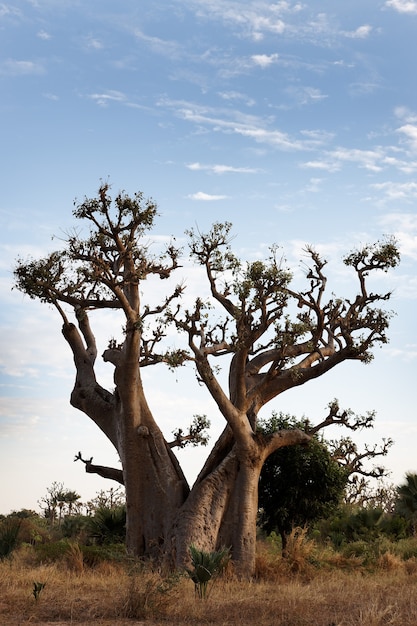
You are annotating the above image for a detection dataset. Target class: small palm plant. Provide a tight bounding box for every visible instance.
[186,544,230,599]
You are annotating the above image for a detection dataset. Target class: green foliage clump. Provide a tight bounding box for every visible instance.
[395,472,417,534]
[186,545,230,599]
[34,539,73,563]
[0,518,21,559]
[87,506,126,545]
[258,412,348,549]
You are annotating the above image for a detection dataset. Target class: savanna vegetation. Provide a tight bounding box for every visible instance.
[2,470,417,625]
[3,504,417,625]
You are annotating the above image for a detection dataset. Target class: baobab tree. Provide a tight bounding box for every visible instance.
[14,184,400,576]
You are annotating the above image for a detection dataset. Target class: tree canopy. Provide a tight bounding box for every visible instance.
[257,410,393,551]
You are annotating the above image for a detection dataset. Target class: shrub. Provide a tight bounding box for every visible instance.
[33,539,71,563]
[0,518,21,559]
[186,545,230,599]
[87,506,126,545]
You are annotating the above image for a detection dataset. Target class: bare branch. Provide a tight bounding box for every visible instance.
[74,451,124,485]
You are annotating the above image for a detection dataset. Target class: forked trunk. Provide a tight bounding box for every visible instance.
[170,450,238,567]
[170,443,263,579]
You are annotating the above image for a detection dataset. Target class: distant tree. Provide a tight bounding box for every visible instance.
[330,435,393,506]
[38,482,80,526]
[14,184,400,576]
[8,509,39,519]
[86,486,126,513]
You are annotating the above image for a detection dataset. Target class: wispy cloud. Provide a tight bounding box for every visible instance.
[0,59,45,76]
[187,191,228,200]
[88,90,127,107]
[330,147,386,172]
[186,0,293,40]
[187,162,259,174]
[379,212,417,260]
[385,0,417,14]
[87,89,150,112]
[394,106,417,152]
[134,29,182,58]
[84,35,104,50]
[159,98,330,151]
[302,159,340,173]
[218,91,256,106]
[37,29,51,40]
[397,124,417,151]
[303,146,387,173]
[372,181,417,200]
[181,1,365,46]
[285,85,328,106]
[0,4,21,18]
[42,92,59,101]
[343,24,373,39]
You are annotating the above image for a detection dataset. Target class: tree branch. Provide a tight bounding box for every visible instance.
[74,452,124,485]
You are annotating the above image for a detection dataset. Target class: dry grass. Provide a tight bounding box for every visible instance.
[2,541,417,626]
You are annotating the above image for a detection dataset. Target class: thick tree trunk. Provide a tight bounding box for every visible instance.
[170,444,263,579]
[170,449,238,568]
[230,462,261,577]
[123,430,188,558]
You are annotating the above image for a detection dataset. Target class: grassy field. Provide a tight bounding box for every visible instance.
[2,536,417,625]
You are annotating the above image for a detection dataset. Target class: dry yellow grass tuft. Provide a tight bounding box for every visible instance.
[2,542,417,625]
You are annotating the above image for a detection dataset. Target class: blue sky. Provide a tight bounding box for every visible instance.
[1,0,416,514]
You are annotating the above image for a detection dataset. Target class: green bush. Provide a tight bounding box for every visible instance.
[87,506,126,545]
[394,538,417,560]
[61,515,90,539]
[34,539,71,563]
[81,543,126,567]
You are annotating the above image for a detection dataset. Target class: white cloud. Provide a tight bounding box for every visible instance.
[397,123,417,151]
[89,90,127,107]
[85,36,103,50]
[251,53,279,68]
[394,106,417,122]
[37,29,51,40]
[343,24,372,39]
[0,4,21,18]
[372,181,417,200]
[379,212,417,260]
[218,91,255,106]
[285,85,328,106]
[0,59,44,76]
[160,98,323,151]
[182,0,305,40]
[301,159,341,172]
[328,147,385,172]
[235,126,306,149]
[134,29,182,58]
[385,0,417,14]
[187,162,259,174]
[43,92,59,101]
[305,177,323,193]
[187,191,228,200]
